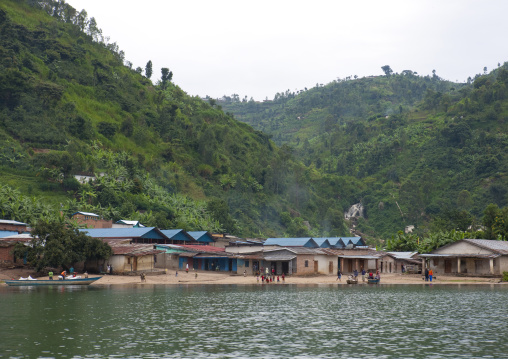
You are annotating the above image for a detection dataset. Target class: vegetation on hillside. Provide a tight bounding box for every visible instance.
[0,0,348,238]
[222,64,508,240]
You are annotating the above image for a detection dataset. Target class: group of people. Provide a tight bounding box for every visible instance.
[49,267,88,280]
[257,273,285,283]
[424,268,434,282]
[337,267,380,282]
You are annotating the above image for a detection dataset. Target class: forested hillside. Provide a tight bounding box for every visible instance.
[0,0,350,238]
[222,65,508,240]
[3,0,508,245]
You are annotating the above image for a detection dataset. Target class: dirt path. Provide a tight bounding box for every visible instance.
[2,268,502,286]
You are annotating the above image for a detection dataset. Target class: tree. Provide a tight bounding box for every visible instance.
[145,60,153,79]
[207,198,237,234]
[381,65,393,77]
[13,220,112,272]
[482,203,500,239]
[160,67,173,89]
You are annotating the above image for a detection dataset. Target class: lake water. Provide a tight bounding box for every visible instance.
[0,283,507,358]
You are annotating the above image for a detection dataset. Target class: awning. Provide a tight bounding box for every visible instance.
[419,253,500,259]
[337,255,381,259]
[194,254,231,259]
[263,255,297,261]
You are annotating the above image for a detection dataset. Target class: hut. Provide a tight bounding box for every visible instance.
[419,239,508,276]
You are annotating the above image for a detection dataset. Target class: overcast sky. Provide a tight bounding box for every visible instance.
[65,0,508,100]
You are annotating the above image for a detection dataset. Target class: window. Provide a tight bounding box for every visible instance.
[245,260,250,268]
[433,259,439,266]
[305,260,309,267]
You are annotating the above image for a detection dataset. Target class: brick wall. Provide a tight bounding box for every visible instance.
[0,224,27,232]
[295,254,315,275]
[0,245,15,265]
[72,214,112,228]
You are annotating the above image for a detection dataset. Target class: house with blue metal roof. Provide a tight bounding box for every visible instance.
[80,227,168,244]
[341,237,367,248]
[160,229,196,244]
[264,238,319,248]
[323,238,347,249]
[312,238,332,248]
[187,231,215,244]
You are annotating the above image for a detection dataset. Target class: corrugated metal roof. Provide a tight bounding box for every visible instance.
[116,220,145,227]
[160,229,184,238]
[72,211,99,217]
[463,239,508,254]
[80,227,163,239]
[0,219,28,226]
[264,238,318,247]
[187,231,214,242]
[338,255,381,259]
[178,244,225,252]
[387,251,418,259]
[194,254,231,258]
[109,243,164,257]
[420,253,500,259]
[312,238,331,248]
[264,254,297,261]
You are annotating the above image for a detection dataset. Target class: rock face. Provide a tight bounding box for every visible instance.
[344,203,364,220]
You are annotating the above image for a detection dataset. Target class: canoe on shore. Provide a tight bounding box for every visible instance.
[4,276,102,286]
[346,278,358,284]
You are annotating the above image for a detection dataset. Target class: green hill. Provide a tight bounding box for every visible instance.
[0,0,350,239]
[222,66,508,239]
[3,0,508,244]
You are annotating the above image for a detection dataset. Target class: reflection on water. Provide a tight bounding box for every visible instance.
[0,284,507,358]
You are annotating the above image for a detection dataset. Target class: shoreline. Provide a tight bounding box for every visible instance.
[1,268,504,286]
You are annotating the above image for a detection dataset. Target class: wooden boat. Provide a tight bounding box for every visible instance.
[4,276,102,286]
[367,278,380,284]
[346,278,358,284]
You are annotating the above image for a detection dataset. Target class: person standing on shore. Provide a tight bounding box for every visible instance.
[361,267,366,282]
[186,263,189,273]
[282,273,285,283]
[425,268,429,281]
[429,268,433,282]
[48,271,53,280]
[336,269,342,281]
[353,269,358,279]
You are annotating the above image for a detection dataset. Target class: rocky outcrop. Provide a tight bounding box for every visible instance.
[344,203,364,220]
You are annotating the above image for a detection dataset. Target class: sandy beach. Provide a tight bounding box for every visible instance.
[1,268,503,286]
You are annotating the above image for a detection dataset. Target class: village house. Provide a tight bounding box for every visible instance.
[72,212,113,229]
[155,244,235,272]
[337,248,385,273]
[263,237,319,249]
[187,231,216,245]
[112,220,145,228]
[419,239,508,276]
[101,242,164,274]
[159,229,198,245]
[0,233,32,266]
[0,219,29,233]
[80,227,169,244]
[386,252,421,273]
